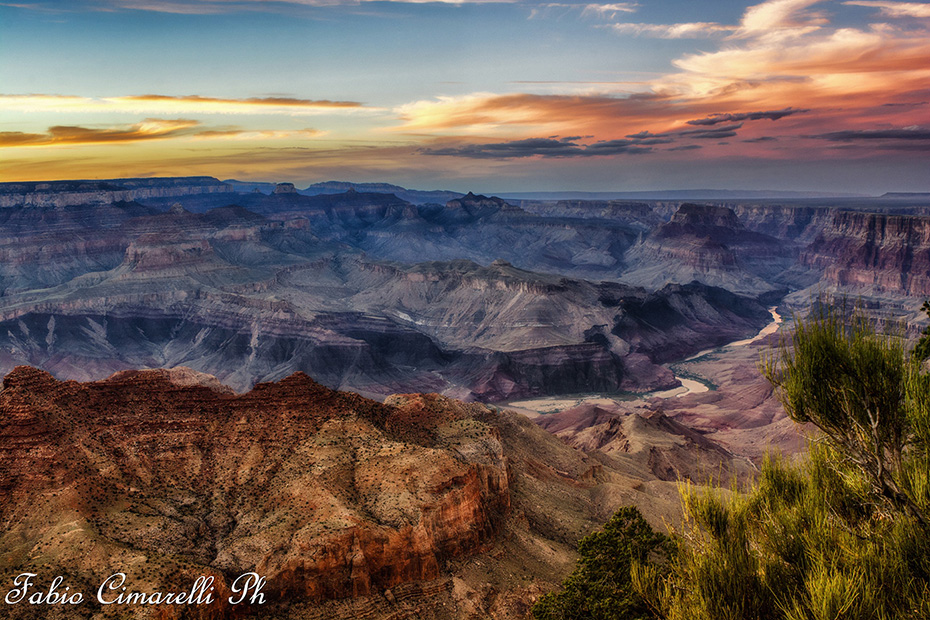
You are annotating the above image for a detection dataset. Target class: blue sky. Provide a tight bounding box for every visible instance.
[1,0,929,193]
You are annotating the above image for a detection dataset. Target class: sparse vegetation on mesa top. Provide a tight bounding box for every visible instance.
[537,304,930,620]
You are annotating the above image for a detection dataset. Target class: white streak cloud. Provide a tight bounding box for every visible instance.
[844,1,930,18]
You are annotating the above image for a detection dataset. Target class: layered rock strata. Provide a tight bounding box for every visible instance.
[0,367,509,618]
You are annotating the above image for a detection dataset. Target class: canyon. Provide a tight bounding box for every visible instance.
[0,365,750,620]
[0,181,780,399]
[2,176,930,618]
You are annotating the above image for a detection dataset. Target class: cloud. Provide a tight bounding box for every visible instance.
[529,2,638,20]
[0,132,47,147]
[390,0,930,169]
[686,107,809,125]
[420,136,653,158]
[813,127,930,140]
[193,128,324,140]
[607,22,736,38]
[393,92,681,139]
[624,123,745,140]
[0,94,368,116]
[664,9,930,106]
[11,0,520,13]
[680,123,744,139]
[580,3,639,18]
[422,137,585,158]
[809,126,930,150]
[736,0,829,38]
[0,119,323,148]
[583,139,653,155]
[393,91,789,149]
[8,0,930,180]
[604,0,829,40]
[123,94,361,109]
[0,119,201,147]
[843,1,930,18]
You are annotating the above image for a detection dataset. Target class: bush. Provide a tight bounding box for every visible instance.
[538,307,930,619]
[632,305,930,619]
[638,449,930,620]
[532,506,672,620]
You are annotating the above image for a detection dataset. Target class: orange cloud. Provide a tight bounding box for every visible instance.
[0,119,200,147]
[0,119,324,148]
[392,0,930,154]
[193,128,324,140]
[0,94,371,116]
[393,92,681,139]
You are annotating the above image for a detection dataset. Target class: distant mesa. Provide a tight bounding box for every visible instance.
[621,203,794,296]
[445,191,521,215]
[880,192,930,201]
[273,182,297,194]
[0,176,233,209]
[667,203,741,230]
[223,179,464,205]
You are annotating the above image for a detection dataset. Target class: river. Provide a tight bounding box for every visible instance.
[657,306,783,398]
[505,306,784,415]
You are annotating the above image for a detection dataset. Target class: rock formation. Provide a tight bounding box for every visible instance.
[0,177,233,209]
[621,204,795,296]
[800,210,930,297]
[0,198,772,398]
[0,366,751,619]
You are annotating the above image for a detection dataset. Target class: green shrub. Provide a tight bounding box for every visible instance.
[634,305,930,619]
[532,506,672,620]
[544,306,930,619]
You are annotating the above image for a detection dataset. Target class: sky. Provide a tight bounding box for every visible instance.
[0,0,928,193]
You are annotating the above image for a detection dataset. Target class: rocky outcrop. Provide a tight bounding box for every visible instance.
[800,210,930,297]
[0,365,757,619]
[273,182,298,194]
[300,181,463,205]
[0,177,233,208]
[607,282,773,363]
[445,192,520,215]
[622,204,795,296]
[535,402,753,484]
[0,368,510,618]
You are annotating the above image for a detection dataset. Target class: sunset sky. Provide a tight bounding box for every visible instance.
[1,0,928,193]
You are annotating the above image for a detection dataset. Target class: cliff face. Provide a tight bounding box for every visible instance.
[0,367,510,618]
[731,204,835,244]
[0,366,757,619]
[0,200,771,398]
[0,177,233,208]
[622,204,795,296]
[800,211,930,297]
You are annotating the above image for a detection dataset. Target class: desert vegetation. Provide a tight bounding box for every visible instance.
[535,305,930,620]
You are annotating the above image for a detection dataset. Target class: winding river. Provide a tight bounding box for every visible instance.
[656,306,783,398]
[506,306,784,415]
